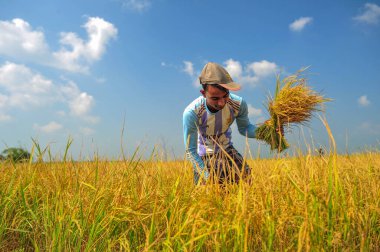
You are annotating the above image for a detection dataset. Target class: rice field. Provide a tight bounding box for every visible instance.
[0,146,379,251]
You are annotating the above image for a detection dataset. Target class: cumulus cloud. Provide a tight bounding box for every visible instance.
[224,59,278,87]
[0,113,12,122]
[182,59,279,88]
[56,110,66,117]
[53,17,118,72]
[353,3,380,24]
[121,0,151,11]
[247,103,266,124]
[0,62,52,93]
[358,95,370,106]
[59,81,95,116]
[0,62,54,109]
[83,115,100,124]
[34,121,63,133]
[289,17,313,32]
[0,17,117,73]
[0,62,97,119]
[181,61,201,87]
[183,61,195,76]
[0,19,49,60]
[224,59,243,79]
[247,60,278,77]
[80,127,95,135]
[247,104,262,117]
[70,93,94,116]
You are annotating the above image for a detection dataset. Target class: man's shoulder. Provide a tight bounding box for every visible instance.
[227,93,243,109]
[229,93,243,103]
[184,96,205,113]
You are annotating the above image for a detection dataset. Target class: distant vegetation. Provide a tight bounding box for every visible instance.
[0,147,31,163]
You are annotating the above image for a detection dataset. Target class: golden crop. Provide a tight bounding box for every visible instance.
[0,149,379,251]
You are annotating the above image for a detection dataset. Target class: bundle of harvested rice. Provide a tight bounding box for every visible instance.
[255,68,330,152]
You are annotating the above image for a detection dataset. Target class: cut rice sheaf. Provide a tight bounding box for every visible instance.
[255,67,331,152]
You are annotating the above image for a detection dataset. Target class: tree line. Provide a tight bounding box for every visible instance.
[0,147,31,163]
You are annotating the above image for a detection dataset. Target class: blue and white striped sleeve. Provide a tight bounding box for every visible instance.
[236,99,256,138]
[183,109,209,179]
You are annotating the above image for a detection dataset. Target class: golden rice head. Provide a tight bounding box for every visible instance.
[269,83,326,124]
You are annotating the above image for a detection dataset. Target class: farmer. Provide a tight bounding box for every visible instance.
[183,62,257,185]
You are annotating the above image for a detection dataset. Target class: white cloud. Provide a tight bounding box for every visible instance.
[247,104,266,124]
[353,3,380,24]
[34,121,63,133]
[0,17,117,73]
[56,110,66,117]
[247,60,278,77]
[289,17,313,32]
[53,17,118,72]
[183,61,195,76]
[83,115,100,124]
[70,93,94,116]
[183,59,279,88]
[0,62,55,109]
[192,77,200,88]
[0,18,49,60]
[80,127,95,135]
[0,62,52,93]
[0,62,96,118]
[60,81,95,116]
[247,104,262,117]
[224,59,243,80]
[0,113,12,122]
[224,59,278,87]
[95,77,106,83]
[358,95,370,106]
[181,60,201,87]
[121,0,151,11]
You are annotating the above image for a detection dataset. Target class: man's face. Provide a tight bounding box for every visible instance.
[201,85,230,112]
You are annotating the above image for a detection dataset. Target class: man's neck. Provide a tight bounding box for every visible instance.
[206,104,219,113]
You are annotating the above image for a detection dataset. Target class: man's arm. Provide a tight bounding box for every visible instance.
[183,109,209,180]
[236,99,256,138]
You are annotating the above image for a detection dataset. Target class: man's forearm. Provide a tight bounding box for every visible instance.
[185,148,209,179]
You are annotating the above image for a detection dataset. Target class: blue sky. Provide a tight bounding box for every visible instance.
[1,0,379,159]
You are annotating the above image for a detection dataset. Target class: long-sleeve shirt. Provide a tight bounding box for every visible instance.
[183,93,256,179]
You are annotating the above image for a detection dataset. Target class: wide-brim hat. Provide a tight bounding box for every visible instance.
[199,62,241,91]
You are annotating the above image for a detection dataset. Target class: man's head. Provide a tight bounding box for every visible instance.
[199,62,241,112]
[200,84,230,112]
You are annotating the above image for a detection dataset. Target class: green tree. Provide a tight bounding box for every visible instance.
[1,147,31,163]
